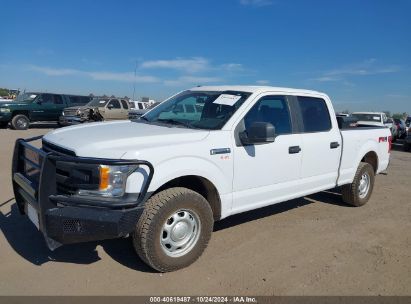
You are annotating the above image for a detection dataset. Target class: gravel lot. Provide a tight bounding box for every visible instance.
[0,126,410,295]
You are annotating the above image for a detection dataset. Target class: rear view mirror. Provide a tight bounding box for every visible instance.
[240,122,275,145]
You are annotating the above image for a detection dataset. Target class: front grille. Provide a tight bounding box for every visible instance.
[42,140,84,196]
[63,109,79,116]
[63,219,83,233]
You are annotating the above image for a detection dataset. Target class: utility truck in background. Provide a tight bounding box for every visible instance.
[12,86,391,272]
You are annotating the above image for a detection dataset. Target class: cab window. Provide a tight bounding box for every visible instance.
[108,99,121,109]
[244,95,292,135]
[121,100,129,109]
[297,96,331,132]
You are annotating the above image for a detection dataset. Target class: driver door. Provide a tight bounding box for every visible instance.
[105,99,122,120]
[232,95,302,213]
[30,94,60,121]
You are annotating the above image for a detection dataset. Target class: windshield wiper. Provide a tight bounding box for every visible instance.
[156,119,195,129]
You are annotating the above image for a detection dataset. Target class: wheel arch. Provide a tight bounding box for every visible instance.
[12,110,30,118]
[361,150,379,173]
[153,175,222,221]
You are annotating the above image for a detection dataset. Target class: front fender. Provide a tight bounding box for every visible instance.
[125,156,232,196]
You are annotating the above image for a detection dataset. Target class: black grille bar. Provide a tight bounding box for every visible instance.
[12,135,155,215]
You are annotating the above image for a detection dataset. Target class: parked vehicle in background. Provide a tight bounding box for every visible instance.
[352,112,390,128]
[404,132,411,152]
[405,117,411,133]
[59,97,130,126]
[12,86,392,272]
[129,102,160,120]
[392,118,406,141]
[0,92,91,130]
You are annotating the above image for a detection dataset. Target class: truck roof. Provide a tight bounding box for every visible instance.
[189,85,326,96]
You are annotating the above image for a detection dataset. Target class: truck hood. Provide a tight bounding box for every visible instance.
[43,120,210,158]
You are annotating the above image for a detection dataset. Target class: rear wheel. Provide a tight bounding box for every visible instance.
[11,114,30,130]
[341,162,375,207]
[132,187,214,272]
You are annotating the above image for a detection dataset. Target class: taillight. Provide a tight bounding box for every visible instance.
[388,136,392,153]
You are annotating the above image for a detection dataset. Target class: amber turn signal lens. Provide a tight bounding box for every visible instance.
[99,165,110,190]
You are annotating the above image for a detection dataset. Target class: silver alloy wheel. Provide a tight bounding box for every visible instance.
[160,209,201,257]
[16,117,28,129]
[358,172,370,198]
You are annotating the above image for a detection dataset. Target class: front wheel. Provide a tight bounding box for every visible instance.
[132,187,214,272]
[11,114,30,130]
[341,162,375,207]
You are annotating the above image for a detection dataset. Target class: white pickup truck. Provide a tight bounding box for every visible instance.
[12,86,391,272]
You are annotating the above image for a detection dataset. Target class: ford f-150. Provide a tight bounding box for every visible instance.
[12,86,392,272]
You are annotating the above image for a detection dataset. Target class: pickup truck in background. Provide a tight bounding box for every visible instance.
[0,92,91,129]
[12,86,391,272]
[59,97,130,126]
[352,112,394,134]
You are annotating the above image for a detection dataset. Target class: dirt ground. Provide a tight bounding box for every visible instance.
[0,126,410,296]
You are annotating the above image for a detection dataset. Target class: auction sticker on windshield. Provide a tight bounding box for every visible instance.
[213,94,241,106]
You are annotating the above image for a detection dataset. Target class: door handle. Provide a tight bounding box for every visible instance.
[289,146,301,154]
[330,142,340,149]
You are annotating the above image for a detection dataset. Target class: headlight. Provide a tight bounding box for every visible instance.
[78,165,137,197]
[0,108,10,113]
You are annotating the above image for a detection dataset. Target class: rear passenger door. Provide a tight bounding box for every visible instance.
[295,96,341,191]
[120,99,129,119]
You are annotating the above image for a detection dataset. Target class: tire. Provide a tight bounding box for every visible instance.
[132,187,214,272]
[11,114,30,130]
[341,162,375,207]
[404,142,411,152]
[0,121,8,128]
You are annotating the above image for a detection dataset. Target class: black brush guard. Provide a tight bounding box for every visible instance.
[12,135,154,250]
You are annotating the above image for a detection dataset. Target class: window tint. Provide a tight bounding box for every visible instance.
[244,95,292,135]
[40,94,53,104]
[80,96,91,104]
[297,96,331,132]
[108,99,121,109]
[121,100,129,109]
[52,95,63,104]
[68,96,90,104]
[137,103,143,109]
[185,104,195,113]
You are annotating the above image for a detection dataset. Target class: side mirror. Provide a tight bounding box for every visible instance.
[240,122,275,145]
[107,104,114,110]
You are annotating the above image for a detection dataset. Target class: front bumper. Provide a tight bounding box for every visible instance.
[12,136,154,249]
[0,112,12,122]
[59,115,86,126]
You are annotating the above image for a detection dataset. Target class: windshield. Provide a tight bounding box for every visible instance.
[15,93,38,102]
[87,98,109,107]
[352,113,382,122]
[142,90,251,130]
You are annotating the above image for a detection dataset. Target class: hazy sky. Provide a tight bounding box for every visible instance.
[1,0,410,113]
